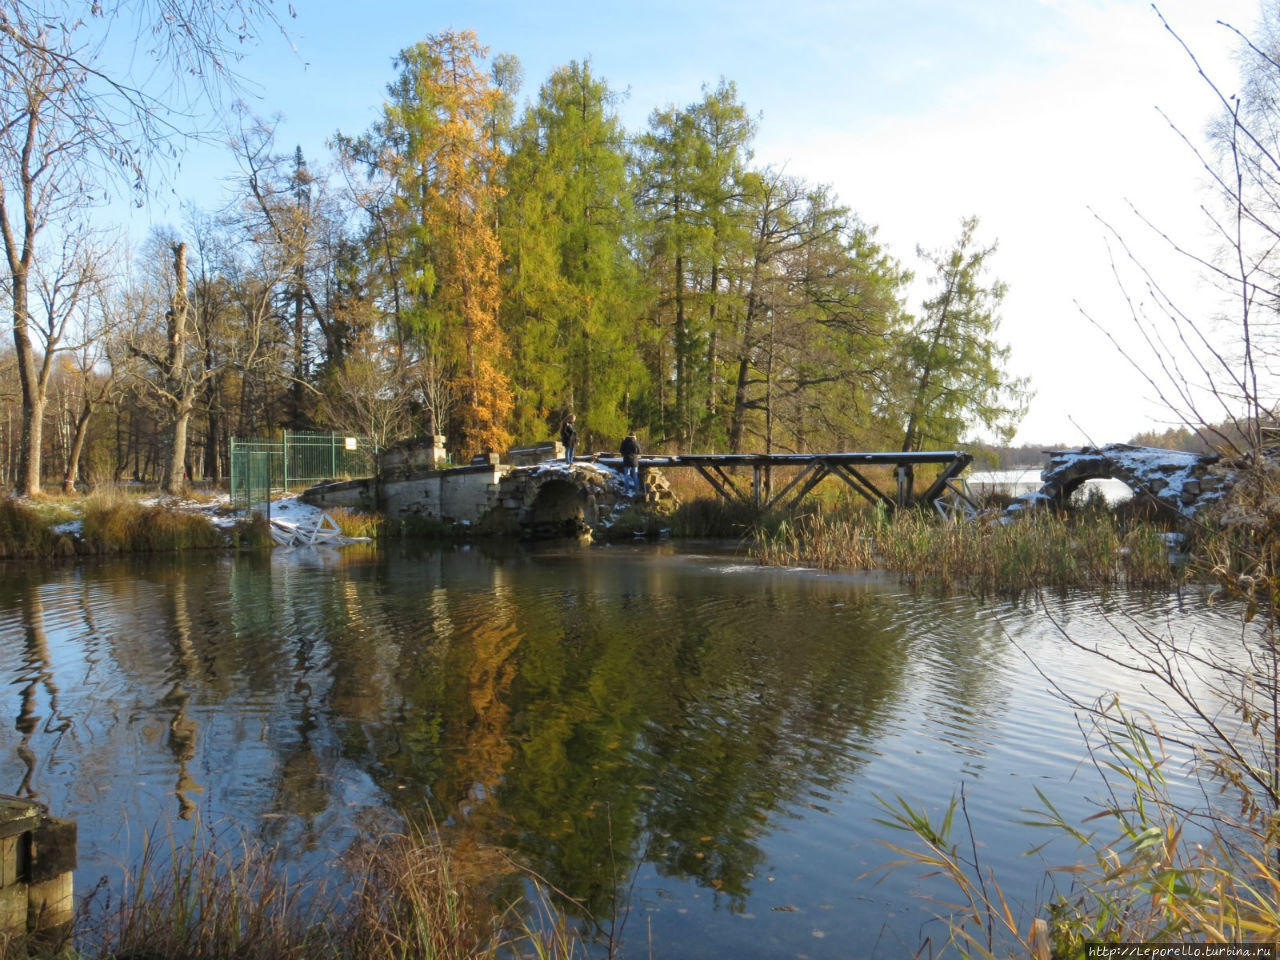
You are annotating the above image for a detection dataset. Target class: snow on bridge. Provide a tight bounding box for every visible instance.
[1007,443,1232,518]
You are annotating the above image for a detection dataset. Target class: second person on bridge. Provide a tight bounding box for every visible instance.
[620,431,641,497]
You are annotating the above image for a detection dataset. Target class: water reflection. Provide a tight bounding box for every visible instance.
[0,544,1241,958]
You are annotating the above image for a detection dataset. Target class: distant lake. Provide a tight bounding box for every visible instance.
[0,543,1237,957]
[967,467,1133,503]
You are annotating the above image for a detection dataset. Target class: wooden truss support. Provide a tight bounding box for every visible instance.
[760,461,823,511]
[917,455,976,508]
[598,450,977,516]
[933,478,980,522]
[690,463,752,505]
[826,464,898,510]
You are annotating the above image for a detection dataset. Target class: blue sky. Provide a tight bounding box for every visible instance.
[137,0,1261,447]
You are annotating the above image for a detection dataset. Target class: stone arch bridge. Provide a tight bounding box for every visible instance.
[302,439,982,536]
[1005,443,1232,518]
[300,437,1235,537]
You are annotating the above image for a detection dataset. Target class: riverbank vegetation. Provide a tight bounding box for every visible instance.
[750,499,1181,594]
[79,491,225,554]
[0,498,68,559]
[0,488,268,558]
[2,825,580,960]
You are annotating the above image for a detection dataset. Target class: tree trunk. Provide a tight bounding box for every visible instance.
[12,274,44,496]
[163,243,191,496]
[728,277,762,452]
[62,401,94,494]
[707,262,719,422]
[291,279,305,426]
[165,402,192,495]
[206,406,222,483]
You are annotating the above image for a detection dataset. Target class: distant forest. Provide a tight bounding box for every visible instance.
[0,21,1032,495]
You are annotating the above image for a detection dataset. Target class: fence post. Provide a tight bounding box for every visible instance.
[229,438,238,512]
[331,433,337,480]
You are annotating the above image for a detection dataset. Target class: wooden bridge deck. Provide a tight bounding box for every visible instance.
[592,450,975,513]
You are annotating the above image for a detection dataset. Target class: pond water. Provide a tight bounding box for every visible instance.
[0,542,1245,957]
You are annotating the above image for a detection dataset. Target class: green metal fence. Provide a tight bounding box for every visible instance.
[229,430,378,513]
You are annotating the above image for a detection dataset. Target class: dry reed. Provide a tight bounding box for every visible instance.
[80,490,223,553]
[3,823,584,960]
[751,506,1181,594]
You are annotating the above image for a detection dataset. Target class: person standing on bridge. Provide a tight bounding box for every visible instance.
[620,430,641,497]
[560,414,577,464]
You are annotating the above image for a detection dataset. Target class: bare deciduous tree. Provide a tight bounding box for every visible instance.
[1082,8,1280,456]
[0,1,283,494]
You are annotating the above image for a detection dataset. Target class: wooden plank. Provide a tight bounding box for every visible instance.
[0,835,18,887]
[596,450,973,470]
[0,883,25,936]
[0,798,39,841]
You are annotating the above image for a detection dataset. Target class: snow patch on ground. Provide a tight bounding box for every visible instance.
[42,492,364,549]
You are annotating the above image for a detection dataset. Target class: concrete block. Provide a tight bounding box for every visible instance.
[30,818,75,882]
[28,873,73,930]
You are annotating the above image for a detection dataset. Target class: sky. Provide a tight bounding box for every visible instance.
[137,0,1264,448]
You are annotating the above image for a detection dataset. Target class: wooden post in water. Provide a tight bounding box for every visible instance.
[0,795,76,937]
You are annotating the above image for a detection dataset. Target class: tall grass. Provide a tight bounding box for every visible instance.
[5,824,582,960]
[82,828,321,960]
[875,703,1280,956]
[328,506,384,540]
[341,830,495,960]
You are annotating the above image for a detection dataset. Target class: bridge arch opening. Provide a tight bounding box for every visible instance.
[521,477,597,539]
[1056,475,1134,506]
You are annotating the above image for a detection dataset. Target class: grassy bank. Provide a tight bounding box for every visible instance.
[0,498,74,559]
[80,493,227,554]
[0,491,250,559]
